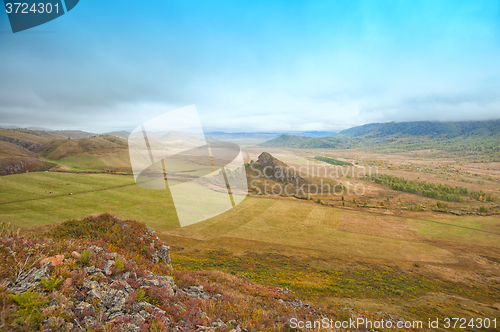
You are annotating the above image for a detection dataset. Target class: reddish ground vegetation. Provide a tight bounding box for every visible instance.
[1,215,358,331]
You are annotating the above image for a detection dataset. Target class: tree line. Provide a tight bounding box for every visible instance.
[365,174,495,202]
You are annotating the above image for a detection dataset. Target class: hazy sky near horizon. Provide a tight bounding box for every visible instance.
[1,0,499,133]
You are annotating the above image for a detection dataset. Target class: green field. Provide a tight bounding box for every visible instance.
[0,172,179,230]
[2,172,500,262]
[407,215,500,248]
[166,198,456,263]
[314,156,353,166]
[3,173,498,264]
[47,155,107,171]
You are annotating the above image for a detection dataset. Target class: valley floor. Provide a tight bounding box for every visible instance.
[1,146,500,330]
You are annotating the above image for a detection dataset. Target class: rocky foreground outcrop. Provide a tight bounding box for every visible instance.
[4,245,176,331]
[0,214,404,332]
[0,215,315,331]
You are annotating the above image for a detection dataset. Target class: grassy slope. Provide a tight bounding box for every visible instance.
[2,172,500,325]
[167,198,456,263]
[40,136,128,160]
[0,132,58,175]
[0,141,32,157]
[47,155,108,171]
[0,130,132,175]
[0,173,179,230]
[0,129,56,145]
[407,215,500,248]
[4,172,497,265]
[42,136,131,171]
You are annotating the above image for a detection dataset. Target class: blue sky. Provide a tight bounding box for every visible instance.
[1,0,499,132]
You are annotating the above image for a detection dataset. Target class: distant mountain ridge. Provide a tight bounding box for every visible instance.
[260,134,345,149]
[338,120,500,138]
[206,131,337,142]
[259,134,310,148]
[259,119,500,149]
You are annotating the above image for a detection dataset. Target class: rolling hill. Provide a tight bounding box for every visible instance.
[0,129,132,174]
[259,120,500,160]
[0,129,59,175]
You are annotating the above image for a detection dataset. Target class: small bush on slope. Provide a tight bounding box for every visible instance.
[49,214,170,267]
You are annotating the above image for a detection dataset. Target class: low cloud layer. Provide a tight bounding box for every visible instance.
[1,1,499,132]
